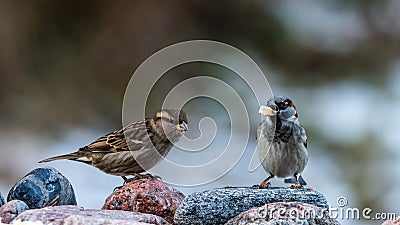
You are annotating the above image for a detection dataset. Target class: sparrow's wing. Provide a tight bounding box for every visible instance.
[257,121,274,143]
[84,119,150,153]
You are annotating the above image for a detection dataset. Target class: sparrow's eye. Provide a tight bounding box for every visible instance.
[276,102,287,110]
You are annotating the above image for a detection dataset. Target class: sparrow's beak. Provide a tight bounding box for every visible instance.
[177,121,188,132]
[259,105,277,116]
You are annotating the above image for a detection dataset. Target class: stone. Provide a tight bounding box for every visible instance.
[174,187,328,225]
[0,200,29,224]
[225,202,339,225]
[0,193,5,207]
[7,167,76,209]
[62,215,155,225]
[14,205,170,225]
[382,217,400,225]
[3,219,44,225]
[102,177,185,224]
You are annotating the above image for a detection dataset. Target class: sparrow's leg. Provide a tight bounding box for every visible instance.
[114,174,140,191]
[130,173,161,181]
[284,175,307,185]
[254,174,274,189]
[113,177,130,192]
[121,173,161,185]
[121,174,139,184]
[290,173,303,189]
[139,173,161,180]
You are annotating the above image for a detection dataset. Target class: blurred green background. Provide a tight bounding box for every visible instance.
[1,1,399,224]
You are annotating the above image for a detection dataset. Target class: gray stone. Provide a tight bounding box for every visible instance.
[174,187,328,225]
[0,200,29,224]
[7,167,76,209]
[14,205,170,225]
[225,202,339,225]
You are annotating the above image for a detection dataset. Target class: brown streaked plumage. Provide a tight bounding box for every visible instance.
[40,109,188,180]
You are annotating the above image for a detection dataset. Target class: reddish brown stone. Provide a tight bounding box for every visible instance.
[102,177,185,224]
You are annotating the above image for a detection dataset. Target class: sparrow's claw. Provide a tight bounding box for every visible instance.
[290,174,304,189]
[114,173,162,192]
[113,185,122,192]
[137,173,161,180]
[122,173,161,185]
[255,181,271,189]
[253,175,274,189]
[290,184,304,189]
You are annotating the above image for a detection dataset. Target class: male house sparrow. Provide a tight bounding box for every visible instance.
[40,109,188,181]
[257,96,308,188]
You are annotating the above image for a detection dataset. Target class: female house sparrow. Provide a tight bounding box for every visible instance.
[257,96,308,188]
[40,109,188,181]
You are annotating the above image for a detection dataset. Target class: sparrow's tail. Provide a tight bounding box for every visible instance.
[284,175,307,186]
[39,153,80,163]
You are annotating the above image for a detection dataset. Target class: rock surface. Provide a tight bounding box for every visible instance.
[0,193,4,207]
[2,220,44,225]
[102,177,185,224]
[225,202,339,225]
[174,187,328,225]
[382,217,400,225]
[14,205,170,225]
[0,200,29,224]
[7,167,76,209]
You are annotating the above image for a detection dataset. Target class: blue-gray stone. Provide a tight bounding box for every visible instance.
[0,192,5,207]
[174,187,328,225]
[7,167,77,209]
[225,202,339,225]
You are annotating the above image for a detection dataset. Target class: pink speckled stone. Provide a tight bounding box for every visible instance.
[0,200,29,223]
[102,177,185,224]
[14,205,169,225]
[382,217,400,225]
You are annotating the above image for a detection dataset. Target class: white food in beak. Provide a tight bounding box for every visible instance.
[259,105,277,116]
